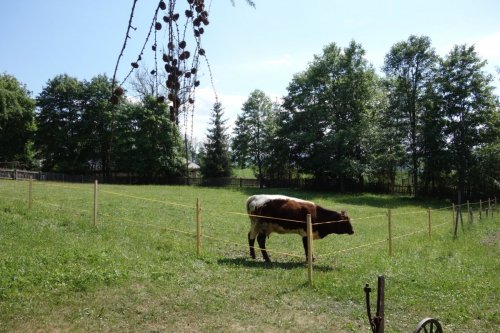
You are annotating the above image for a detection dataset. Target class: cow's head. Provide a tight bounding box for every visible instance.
[316,207,354,235]
[339,211,354,235]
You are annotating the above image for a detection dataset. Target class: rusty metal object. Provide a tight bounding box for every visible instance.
[364,276,442,333]
[364,283,375,333]
[413,318,443,333]
[364,275,385,333]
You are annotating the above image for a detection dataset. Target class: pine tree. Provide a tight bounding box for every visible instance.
[200,102,231,178]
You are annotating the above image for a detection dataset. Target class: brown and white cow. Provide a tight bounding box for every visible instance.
[246,194,354,262]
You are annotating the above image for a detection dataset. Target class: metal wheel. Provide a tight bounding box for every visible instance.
[413,317,443,333]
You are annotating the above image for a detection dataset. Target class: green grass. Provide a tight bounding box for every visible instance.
[0,179,498,332]
[232,168,256,178]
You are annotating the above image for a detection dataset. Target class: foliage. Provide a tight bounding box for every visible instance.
[436,44,499,198]
[2,33,499,198]
[36,74,120,175]
[261,101,296,181]
[80,75,116,175]
[231,167,255,178]
[36,74,87,172]
[231,89,273,187]
[419,82,450,195]
[35,74,184,177]
[364,81,406,184]
[0,73,37,168]
[382,35,438,193]
[200,102,232,178]
[225,38,498,198]
[282,41,379,190]
[112,96,184,178]
[230,109,251,169]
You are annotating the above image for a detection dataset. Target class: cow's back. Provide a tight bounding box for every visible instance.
[247,194,316,226]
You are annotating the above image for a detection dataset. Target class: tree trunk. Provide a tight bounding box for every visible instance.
[258,157,263,189]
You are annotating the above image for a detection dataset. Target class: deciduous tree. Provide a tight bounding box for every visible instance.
[437,44,498,200]
[81,74,115,175]
[112,96,184,178]
[232,89,272,188]
[36,74,85,172]
[282,41,378,190]
[383,35,438,194]
[0,73,37,168]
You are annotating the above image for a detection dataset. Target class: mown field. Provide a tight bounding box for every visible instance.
[0,179,498,332]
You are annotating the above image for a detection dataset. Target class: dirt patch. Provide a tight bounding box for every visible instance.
[481,230,500,247]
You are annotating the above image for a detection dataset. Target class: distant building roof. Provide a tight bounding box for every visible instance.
[188,162,200,171]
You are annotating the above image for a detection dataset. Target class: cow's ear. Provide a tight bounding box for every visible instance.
[340,210,347,218]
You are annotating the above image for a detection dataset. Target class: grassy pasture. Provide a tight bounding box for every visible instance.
[0,179,498,332]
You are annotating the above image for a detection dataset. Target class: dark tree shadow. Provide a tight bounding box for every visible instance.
[234,188,448,210]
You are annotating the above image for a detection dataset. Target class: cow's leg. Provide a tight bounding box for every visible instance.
[248,221,260,259]
[302,236,315,262]
[248,231,256,259]
[257,231,271,262]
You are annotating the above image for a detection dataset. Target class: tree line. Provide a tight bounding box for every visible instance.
[1,74,185,179]
[231,37,499,198]
[1,35,499,198]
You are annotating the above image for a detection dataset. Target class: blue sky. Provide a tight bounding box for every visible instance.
[1,0,499,141]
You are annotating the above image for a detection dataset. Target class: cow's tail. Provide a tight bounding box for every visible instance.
[246,196,255,215]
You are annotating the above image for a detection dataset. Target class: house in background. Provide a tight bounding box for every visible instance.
[188,161,200,178]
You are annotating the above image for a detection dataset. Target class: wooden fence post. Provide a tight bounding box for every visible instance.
[377,275,385,333]
[307,214,313,286]
[427,208,431,238]
[453,203,459,239]
[196,198,202,256]
[479,200,482,220]
[494,197,497,217]
[488,198,491,218]
[452,203,456,233]
[93,180,98,227]
[452,203,455,226]
[469,205,474,224]
[459,203,464,232]
[387,209,392,256]
[467,200,471,223]
[29,176,33,209]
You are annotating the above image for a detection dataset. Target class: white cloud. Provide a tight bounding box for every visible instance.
[474,32,500,60]
[436,32,500,62]
[434,32,500,86]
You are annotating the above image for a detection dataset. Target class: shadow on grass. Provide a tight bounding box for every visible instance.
[332,194,418,208]
[235,188,449,209]
[217,257,336,272]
